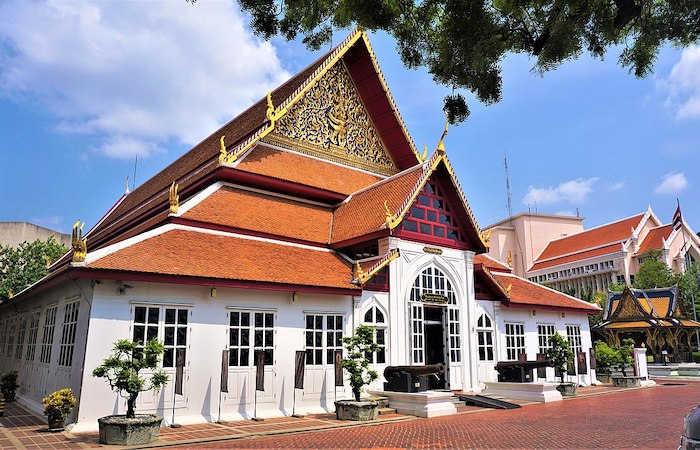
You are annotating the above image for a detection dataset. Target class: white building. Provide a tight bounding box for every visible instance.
[486,208,700,297]
[0,30,598,432]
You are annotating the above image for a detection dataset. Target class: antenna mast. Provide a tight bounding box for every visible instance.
[504,154,513,218]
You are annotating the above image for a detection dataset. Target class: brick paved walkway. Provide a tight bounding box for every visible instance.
[0,381,695,449]
[183,381,700,449]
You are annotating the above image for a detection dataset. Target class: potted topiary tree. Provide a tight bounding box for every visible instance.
[0,371,19,402]
[611,338,639,387]
[335,325,381,421]
[545,332,577,396]
[92,339,169,445]
[42,388,77,431]
[594,341,621,384]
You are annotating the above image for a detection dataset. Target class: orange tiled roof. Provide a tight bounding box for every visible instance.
[331,165,424,244]
[182,186,332,244]
[529,243,622,271]
[636,224,673,255]
[534,214,644,262]
[492,273,600,312]
[88,228,357,290]
[235,145,383,196]
[474,254,512,272]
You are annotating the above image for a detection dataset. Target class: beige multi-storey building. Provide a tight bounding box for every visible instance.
[485,207,700,297]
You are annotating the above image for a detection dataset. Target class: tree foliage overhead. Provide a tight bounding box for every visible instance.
[235,0,700,123]
[0,238,67,301]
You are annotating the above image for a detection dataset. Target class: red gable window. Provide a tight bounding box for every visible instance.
[399,179,463,246]
[401,180,464,245]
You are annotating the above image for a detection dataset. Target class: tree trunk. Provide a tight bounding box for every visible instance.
[353,389,361,402]
[126,393,138,418]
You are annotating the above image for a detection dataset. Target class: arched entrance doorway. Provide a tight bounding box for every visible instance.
[408,267,463,389]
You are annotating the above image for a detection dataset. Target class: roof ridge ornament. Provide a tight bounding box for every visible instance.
[436,115,449,154]
[219,135,227,164]
[355,249,400,285]
[481,228,492,248]
[384,200,398,228]
[169,182,179,214]
[71,220,87,263]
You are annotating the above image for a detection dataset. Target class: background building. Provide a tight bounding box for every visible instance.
[0,222,71,249]
[485,207,700,298]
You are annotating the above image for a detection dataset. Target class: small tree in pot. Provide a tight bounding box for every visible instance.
[42,388,77,431]
[92,339,169,445]
[611,338,640,387]
[594,341,621,383]
[545,332,576,396]
[335,325,380,421]
[0,371,19,402]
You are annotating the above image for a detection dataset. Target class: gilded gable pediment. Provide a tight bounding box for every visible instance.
[264,62,397,176]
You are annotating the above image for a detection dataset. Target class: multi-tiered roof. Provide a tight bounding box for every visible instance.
[11,30,489,302]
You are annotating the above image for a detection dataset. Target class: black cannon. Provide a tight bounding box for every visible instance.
[383,364,445,393]
[494,360,552,383]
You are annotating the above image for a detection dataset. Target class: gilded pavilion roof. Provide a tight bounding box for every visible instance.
[593,285,700,330]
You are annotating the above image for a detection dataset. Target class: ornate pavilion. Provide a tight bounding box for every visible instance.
[593,286,700,362]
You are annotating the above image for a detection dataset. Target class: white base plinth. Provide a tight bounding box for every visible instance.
[483,382,562,403]
[368,390,456,418]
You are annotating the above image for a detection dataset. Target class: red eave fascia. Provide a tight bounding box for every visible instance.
[500,301,600,315]
[74,268,360,296]
[218,167,347,204]
[330,229,390,249]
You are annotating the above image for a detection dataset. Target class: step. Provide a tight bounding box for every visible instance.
[458,394,521,410]
[367,395,390,409]
[378,407,397,415]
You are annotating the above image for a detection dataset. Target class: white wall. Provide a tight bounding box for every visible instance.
[74,281,353,431]
[493,305,594,385]
[0,279,93,419]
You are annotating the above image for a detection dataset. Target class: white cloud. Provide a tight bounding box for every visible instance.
[523,178,597,206]
[655,172,688,194]
[0,0,289,159]
[606,181,625,192]
[660,46,700,119]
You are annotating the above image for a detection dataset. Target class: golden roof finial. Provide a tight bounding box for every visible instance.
[481,228,492,248]
[71,220,87,263]
[169,182,179,214]
[355,261,365,281]
[266,91,277,125]
[436,114,449,154]
[420,145,428,162]
[505,283,512,295]
[507,249,513,268]
[219,135,227,164]
[384,200,397,227]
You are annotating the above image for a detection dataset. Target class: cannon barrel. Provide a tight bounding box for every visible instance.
[384,363,445,379]
[494,360,552,371]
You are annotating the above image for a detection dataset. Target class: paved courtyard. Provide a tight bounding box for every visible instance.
[1,380,698,449]
[185,380,700,449]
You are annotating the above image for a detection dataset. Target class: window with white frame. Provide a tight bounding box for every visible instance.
[58,302,80,367]
[409,266,460,365]
[132,305,189,368]
[15,315,27,359]
[505,322,525,360]
[537,324,556,354]
[6,318,16,358]
[476,314,494,361]
[0,319,6,356]
[566,325,582,355]
[228,310,274,367]
[25,310,41,362]
[305,314,343,366]
[363,306,386,364]
[40,306,57,364]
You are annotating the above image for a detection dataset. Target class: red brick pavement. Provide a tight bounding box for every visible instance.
[186,381,700,449]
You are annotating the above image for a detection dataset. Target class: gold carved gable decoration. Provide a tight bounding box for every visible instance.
[610,290,649,321]
[266,63,397,175]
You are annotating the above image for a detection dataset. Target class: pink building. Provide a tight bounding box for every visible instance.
[485,207,700,297]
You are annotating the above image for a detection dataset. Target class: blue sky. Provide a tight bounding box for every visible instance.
[1,1,698,237]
